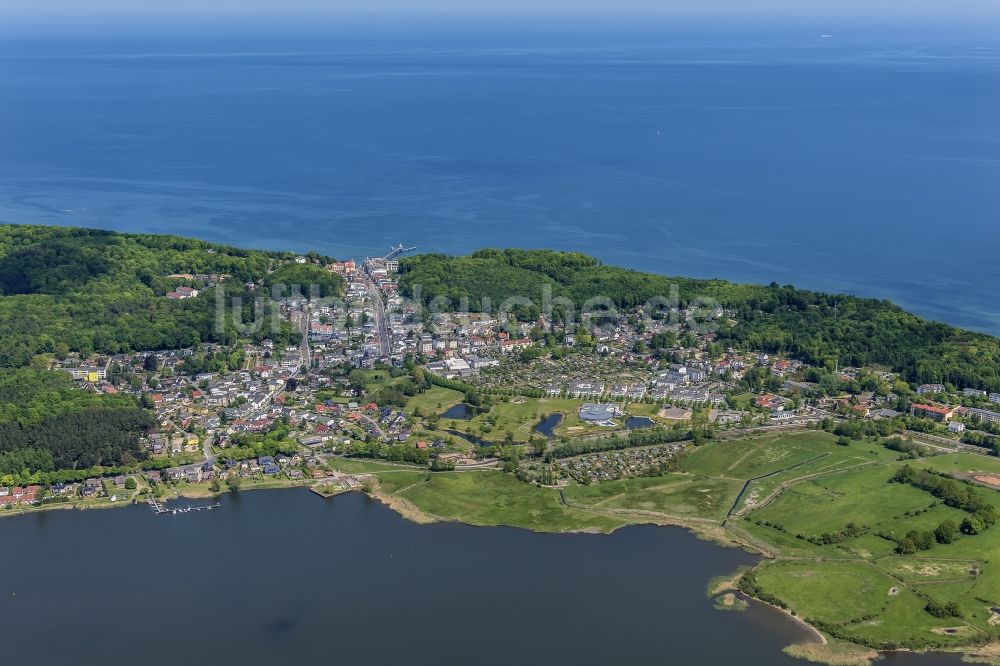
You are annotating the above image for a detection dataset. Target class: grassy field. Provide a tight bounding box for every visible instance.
[372,470,430,495]
[405,386,464,415]
[747,464,945,537]
[563,474,743,521]
[377,470,629,532]
[683,430,867,479]
[751,559,978,649]
[736,441,1000,654]
[327,457,426,474]
[922,452,1000,476]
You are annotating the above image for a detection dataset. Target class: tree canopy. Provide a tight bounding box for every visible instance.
[0,224,304,366]
[399,249,1000,390]
[0,369,153,473]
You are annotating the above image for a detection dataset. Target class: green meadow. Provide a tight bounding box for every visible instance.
[382,470,628,533]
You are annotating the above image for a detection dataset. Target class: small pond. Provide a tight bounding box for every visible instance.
[535,413,564,437]
[442,403,475,420]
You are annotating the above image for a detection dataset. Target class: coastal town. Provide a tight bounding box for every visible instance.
[6,248,1000,512]
[2,6,997,661]
[4,230,1000,664]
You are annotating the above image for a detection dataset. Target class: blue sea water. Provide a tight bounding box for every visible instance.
[1,16,999,332]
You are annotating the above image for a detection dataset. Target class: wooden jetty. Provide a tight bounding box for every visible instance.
[148,499,221,515]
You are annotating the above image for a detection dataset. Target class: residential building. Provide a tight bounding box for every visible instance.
[967,408,1000,426]
[910,402,956,422]
[65,365,107,382]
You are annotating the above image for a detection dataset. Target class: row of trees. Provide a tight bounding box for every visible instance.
[962,430,1000,454]
[892,466,998,535]
[341,440,430,465]
[892,520,960,554]
[821,417,905,440]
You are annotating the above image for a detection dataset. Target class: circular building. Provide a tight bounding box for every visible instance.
[578,403,622,424]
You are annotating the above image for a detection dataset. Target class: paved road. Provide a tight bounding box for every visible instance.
[202,436,216,465]
[357,413,388,439]
[361,269,391,357]
[298,302,310,369]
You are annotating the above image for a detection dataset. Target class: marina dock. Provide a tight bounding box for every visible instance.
[148,499,220,515]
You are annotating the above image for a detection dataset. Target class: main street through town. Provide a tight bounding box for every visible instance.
[360,269,391,358]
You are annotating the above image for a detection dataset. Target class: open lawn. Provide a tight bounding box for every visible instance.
[683,431,840,478]
[386,470,629,533]
[752,560,982,649]
[747,464,943,538]
[881,557,983,585]
[923,452,1000,477]
[564,474,743,521]
[735,452,882,515]
[327,457,423,474]
[754,560,905,625]
[405,386,464,415]
[738,450,1000,651]
[373,470,430,495]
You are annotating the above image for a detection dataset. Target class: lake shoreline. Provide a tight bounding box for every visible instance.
[0,472,986,666]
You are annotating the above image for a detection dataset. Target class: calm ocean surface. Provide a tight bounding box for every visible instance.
[1,17,998,332]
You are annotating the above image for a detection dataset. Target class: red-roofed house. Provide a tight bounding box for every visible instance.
[755,394,779,410]
[910,402,956,422]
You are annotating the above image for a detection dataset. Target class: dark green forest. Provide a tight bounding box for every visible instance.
[399,249,1000,391]
[0,224,318,367]
[263,262,345,298]
[0,369,154,478]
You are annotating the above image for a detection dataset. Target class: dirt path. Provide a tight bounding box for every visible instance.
[724,453,829,521]
[392,479,430,496]
[734,460,880,518]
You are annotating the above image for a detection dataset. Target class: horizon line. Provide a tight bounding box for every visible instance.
[3,8,1000,20]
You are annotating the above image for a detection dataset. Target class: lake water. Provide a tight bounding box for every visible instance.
[443,428,490,446]
[625,416,656,429]
[535,412,564,437]
[442,403,475,420]
[0,489,966,665]
[1,17,999,333]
